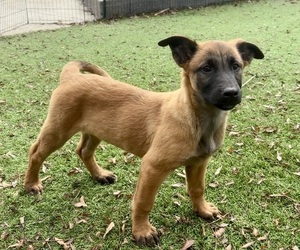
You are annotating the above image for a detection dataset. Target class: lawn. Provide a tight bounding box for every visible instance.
[0,0,299,249]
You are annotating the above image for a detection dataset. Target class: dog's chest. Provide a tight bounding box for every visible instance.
[196,112,227,156]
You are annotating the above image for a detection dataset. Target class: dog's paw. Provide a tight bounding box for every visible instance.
[195,201,220,219]
[94,171,117,185]
[24,182,43,195]
[133,225,159,247]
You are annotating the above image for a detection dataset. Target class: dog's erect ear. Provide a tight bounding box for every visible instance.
[158,36,198,67]
[232,39,264,66]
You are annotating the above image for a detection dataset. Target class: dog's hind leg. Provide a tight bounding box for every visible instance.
[76,133,116,184]
[25,125,74,194]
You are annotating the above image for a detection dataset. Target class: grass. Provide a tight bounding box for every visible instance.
[0,0,299,249]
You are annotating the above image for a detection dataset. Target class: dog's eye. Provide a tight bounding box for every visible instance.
[232,63,241,71]
[201,65,212,73]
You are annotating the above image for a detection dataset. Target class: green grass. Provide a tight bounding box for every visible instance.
[0,0,299,249]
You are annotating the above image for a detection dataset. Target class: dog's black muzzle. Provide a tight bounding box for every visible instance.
[214,86,242,110]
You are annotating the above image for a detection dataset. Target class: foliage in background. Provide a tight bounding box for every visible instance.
[0,0,299,249]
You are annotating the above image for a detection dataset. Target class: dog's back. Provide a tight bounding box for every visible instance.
[60,61,111,84]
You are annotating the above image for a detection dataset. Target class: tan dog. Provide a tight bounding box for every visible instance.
[25,36,264,246]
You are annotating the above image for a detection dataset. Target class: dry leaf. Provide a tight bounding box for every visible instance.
[174,201,181,206]
[0,181,13,188]
[68,167,83,176]
[171,183,184,188]
[20,217,25,228]
[225,244,232,250]
[214,227,225,238]
[113,190,122,197]
[276,151,282,161]
[263,126,277,133]
[176,172,186,179]
[103,222,115,239]
[76,219,87,224]
[41,175,51,182]
[202,225,206,236]
[180,239,195,250]
[257,233,268,241]
[293,172,300,177]
[252,228,259,237]
[209,182,219,188]
[54,237,66,246]
[215,166,222,176]
[74,196,87,208]
[229,131,240,136]
[1,231,10,241]
[109,157,117,165]
[241,241,255,248]
[8,240,23,248]
[269,193,289,198]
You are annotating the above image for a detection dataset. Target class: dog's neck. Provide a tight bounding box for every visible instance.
[179,71,229,156]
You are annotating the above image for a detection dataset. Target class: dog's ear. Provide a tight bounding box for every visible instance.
[231,39,264,66]
[158,36,198,67]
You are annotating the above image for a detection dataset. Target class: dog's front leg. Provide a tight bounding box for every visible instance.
[131,158,172,247]
[185,156,219,219]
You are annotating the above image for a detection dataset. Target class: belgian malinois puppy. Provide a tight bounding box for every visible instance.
[25,36,264,246]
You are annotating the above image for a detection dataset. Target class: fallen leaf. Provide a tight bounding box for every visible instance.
[171,183,184,188]
[293,172,300,177]
[225,244,232,250]
[180,239,195,250]
[263,126,277,133]
[241,241,255,248]
[109,157,117,165]
[68,167,83,176]
[103,222,115,239]
[214,227,225,238]
[202,225,206,236]
[76,219,87,224]
[176,172,186,179]
[1,231,10,241]
[174,201,181,206]
[74,196,87,208]
[174,192,186,200]
[20,217,25,228]
[0,181,13,188]
[252,228,259,237]
[269,193,289,198]
[8,239,24,248]
[257,233,268,241]
[41,175,51,182]
[113,190,122,198]
[229,131,240,136]
[209,182,219,188]
[276,151,282,161]
[215,166,222,176]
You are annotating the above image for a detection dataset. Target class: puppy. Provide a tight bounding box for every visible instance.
[25,36,264,246]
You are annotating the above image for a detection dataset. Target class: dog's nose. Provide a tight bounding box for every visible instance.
[223,88,239,98]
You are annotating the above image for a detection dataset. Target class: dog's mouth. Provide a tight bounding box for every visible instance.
[215,103,238,111]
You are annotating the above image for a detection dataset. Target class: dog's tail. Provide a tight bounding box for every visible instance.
[60,61,111,83]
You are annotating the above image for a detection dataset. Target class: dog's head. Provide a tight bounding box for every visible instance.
[158,36,264,111]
